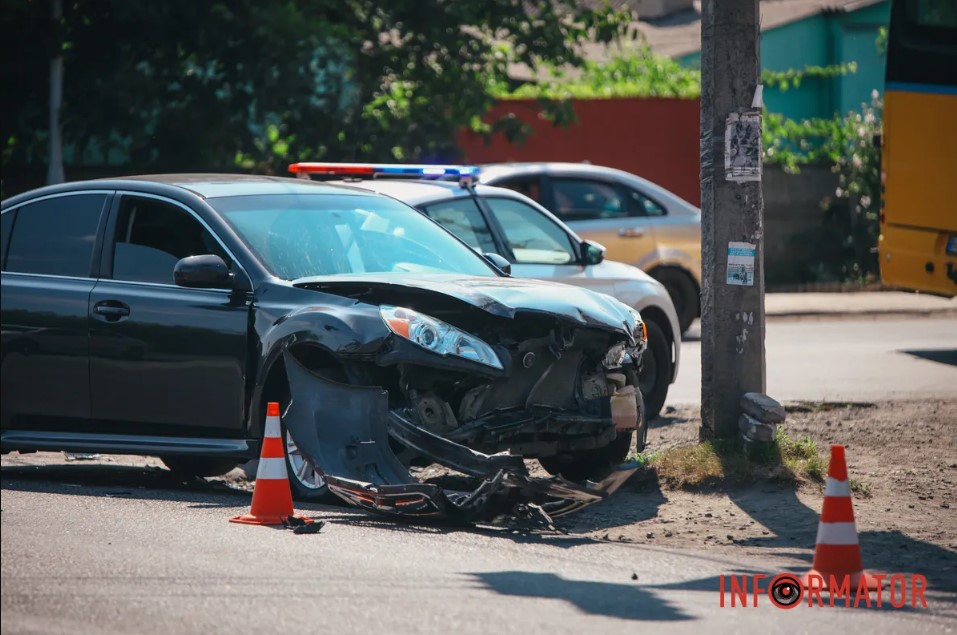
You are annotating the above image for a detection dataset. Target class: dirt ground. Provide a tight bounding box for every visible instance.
[562,399,957,592]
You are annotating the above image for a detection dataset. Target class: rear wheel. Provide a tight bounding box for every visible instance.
[652,267,698,334]
[161,456,239,478]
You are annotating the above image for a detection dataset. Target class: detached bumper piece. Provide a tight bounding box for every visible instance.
[283,352,637,525]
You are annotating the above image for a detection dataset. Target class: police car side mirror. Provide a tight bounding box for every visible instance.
[483,252,512,276]
[582,241,605,266]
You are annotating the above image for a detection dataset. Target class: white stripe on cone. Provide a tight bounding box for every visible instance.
[264,414,282,439]
[255,456,289,480]
[815,521,860,546]
[824,477,851,497]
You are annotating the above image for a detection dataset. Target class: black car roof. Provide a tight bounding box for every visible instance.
[1,173,371,209]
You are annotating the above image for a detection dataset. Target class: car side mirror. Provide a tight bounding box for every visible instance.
[582,240,605,266]
[483,252,512,276]
[174,254,232,289]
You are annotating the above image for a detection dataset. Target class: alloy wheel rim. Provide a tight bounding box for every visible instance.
[284,432,325,489]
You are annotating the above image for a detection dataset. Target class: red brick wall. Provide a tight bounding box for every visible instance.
[457,97,701,205]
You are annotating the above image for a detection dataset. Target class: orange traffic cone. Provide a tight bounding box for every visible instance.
[801,445,880,591]
[230,402,311,526]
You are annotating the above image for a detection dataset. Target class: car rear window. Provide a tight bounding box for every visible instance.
[5,193,107,277]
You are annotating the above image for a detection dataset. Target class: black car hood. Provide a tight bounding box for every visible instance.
[293,274,638,340]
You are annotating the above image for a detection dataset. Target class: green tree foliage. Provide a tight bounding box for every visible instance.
[495,48,701,100]
[1,0,633,173]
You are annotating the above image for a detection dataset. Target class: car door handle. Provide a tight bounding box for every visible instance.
[618,227,645,238]
[93,301,131,321]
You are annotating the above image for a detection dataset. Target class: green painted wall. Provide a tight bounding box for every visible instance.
[832,2,890,114]
[678,1,890,120]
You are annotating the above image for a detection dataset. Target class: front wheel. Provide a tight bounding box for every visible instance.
[282,425,336,503]
[538,390,647,482]
[637,319,673,421]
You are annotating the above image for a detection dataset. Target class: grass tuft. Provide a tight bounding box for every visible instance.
[850,478,873,498]
[645,430,831,490]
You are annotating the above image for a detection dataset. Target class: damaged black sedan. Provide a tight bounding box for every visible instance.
[1,175,647,522]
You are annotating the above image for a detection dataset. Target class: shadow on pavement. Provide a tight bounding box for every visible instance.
[559,472,667,534]
[1,463,245,497]
[649,411,694,429]
[0,462,342,513]
[468,571,692,621]
[315,512,600,546]
[901,349,957,367]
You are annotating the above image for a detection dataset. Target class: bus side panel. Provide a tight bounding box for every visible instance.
[880,89,957,297]
[879,224,956,296]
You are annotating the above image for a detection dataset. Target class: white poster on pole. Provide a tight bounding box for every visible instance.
[727,242,756,286]
[724,112,762,182]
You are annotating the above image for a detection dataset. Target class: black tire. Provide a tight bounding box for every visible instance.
[638,319,672,421]
[161,456,239,478]
[652,267,699,334]
[538,391,647,482]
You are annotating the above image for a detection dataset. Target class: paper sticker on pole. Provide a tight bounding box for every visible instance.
[725,112,762,182]
[727,242,756,286]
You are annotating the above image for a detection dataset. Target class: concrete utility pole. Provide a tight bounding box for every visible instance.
[47,0,65,185]
[699,0,766,440]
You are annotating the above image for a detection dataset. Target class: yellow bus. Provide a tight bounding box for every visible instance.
[880,0,957,296]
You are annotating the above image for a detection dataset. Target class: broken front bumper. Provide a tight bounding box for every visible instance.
[282,352,637,525]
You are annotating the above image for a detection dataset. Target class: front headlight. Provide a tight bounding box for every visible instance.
[380,305,503,370]
[626,307,648,350]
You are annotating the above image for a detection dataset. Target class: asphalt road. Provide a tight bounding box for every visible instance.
[669,315,957,405]
[3,314,956,634]
[2,474,954,635]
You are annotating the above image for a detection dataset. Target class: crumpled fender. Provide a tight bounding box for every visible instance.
[247,303,391,438]
[259,303,391,366]
[281,350,638,525]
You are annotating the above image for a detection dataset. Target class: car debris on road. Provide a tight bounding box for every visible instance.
[282,350,640,524]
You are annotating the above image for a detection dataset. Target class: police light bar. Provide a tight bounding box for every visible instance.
[288,162,479,179]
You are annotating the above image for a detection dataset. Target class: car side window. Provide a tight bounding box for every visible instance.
[626,188,667,217]
[550,178,627,221]
[420,198,497,254]
[497,177,544,204]
[1,210,14,269]
[111,196,229,285]
[5,194,107,277]
[482,197,576,265]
